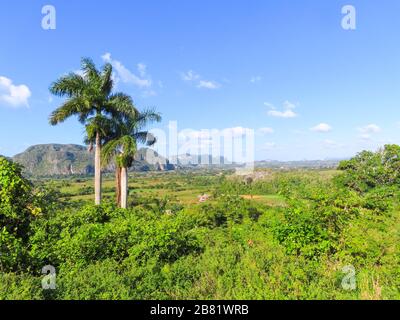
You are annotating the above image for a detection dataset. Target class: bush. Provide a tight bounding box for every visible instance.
[337,145,400,192]
[2,145,400,300]
[0,157,47,271]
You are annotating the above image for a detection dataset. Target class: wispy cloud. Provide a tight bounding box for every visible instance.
[197,80,220,90]
[101,53,152,89]
[0,76,31,108]
[137,63,147,78]
[358,124,381,134]
[358,124,381,141]
[250,76,262,83]
[268,110,297,118]
[181,70,220,90]
[266,100,298,118]
[181,70,200,82]
[310,123,332,133]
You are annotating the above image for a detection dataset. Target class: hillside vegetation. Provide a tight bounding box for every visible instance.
[1,145,400,300]
[12,144,175,177]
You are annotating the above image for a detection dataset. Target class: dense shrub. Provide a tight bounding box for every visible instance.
[0,157,35,239]
[0,157,50,271]
[337,144,400,192]
[1,145,400,300]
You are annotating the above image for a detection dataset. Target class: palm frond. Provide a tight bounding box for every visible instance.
[81,57,100,82]
[105,93,138,119]
[85,115,115,142]
[134,131,157,146]
[49,73,86,97]
[101,63,114,96]
[49,97,87,125]
[101,139,120,167]
[137,108,162,124]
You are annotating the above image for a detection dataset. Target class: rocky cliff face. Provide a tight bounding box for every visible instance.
[12,144,176,177]
[13,144,95,176]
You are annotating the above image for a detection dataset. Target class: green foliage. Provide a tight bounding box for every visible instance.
[337,144,400,192]
[0,272,42,300]
[0,157,34,236]
[0,157,49,272]
[2,145,400,299]
[0,227,26,271]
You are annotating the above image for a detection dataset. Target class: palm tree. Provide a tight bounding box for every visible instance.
[102,109,161,208]
[49,58,136,205]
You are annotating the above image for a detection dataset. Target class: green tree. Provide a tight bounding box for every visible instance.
[0,157,37,271]
[49,58,136,205]
[102,110,161,208]
[337,144,400,192]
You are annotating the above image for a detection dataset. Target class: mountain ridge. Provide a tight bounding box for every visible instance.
[9,143,342,177]
[12,144,176,177]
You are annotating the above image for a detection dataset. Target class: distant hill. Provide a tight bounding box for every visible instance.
[12,144,176,177]
[13,144,95,176]
[10,143,342,177]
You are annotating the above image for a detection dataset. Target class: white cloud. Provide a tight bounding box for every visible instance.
[266,100,298,118]
[268,109,297,118]
[264,102,275,109]
[197,80,220,90]
[283,100,296,110]
[101,52,111,62]
[250,76,262,83]
[137,63,147,78]
[357,124,381,141]
[181,70,220,90]
[0,76,31,108]
[311,123,332,133]
[358,124,381,134]
[101,53,152,88]
[259,127,274,134]
[181,70,200,82]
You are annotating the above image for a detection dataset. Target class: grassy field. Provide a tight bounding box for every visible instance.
[52,169,306,206]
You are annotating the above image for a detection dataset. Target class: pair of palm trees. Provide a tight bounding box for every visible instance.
[49,58,161,208]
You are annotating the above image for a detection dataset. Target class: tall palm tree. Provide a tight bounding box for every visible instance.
[49,58,136,205]
[102,109,161,208]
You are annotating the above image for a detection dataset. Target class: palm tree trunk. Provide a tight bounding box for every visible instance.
[116,166,121,207]
[95,131,102,205]
[121,166,128,209]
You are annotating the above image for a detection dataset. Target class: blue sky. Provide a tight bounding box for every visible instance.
[1,0,400,160]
